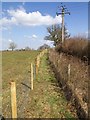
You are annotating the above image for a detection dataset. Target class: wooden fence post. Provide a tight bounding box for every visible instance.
[35,50,47,76]
[68,64,71,81]
[36,56,40,75]
[31,63,33,90]
[33,64,36,79]
[11,82,17,118]
[36,57,38,75]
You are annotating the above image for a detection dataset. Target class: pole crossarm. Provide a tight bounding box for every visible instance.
[56,12,70,16]
[56,12,62,16]
[65,12,70,15]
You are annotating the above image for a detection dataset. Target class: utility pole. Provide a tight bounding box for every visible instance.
[56,3,70,43]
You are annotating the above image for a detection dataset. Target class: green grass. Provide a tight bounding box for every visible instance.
[29,53,77,118]
[2,51,77,118]
[2,50,40,118]
[2,50,39,84]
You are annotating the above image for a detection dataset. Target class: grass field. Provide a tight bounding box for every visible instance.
[2,50,77,118]
[2,50,40,118]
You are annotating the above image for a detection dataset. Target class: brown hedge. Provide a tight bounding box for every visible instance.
[55,37,89,61]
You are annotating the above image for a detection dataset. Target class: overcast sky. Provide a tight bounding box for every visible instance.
[0,2,88,50]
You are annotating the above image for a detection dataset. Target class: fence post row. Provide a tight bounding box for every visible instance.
[35,49,47,75]
[30,50,47,89]
[9,49,47,118]
[11,50,47,119]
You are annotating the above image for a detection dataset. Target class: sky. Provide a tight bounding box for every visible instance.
[0,2,88,50]
[1,0,89,2]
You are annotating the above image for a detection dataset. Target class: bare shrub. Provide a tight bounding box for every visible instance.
[55,36,89,61]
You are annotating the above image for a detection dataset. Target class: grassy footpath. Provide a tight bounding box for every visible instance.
[2,51,77,118]
[25,53,77,118]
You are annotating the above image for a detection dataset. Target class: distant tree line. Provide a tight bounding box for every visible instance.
[8,42,32,51]
[38,44,50,50]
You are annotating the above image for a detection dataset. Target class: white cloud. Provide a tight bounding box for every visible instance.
[24,34,38,39]
[85,31,90,35]
[85,31,89,38]
[0,17,17,27]
[66,29,69,33]
[8,39,13,42]
[32,34,37,39]
[45,40,54,45]
[1,7,62,27]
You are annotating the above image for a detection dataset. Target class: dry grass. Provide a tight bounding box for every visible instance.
[49,49,88,118]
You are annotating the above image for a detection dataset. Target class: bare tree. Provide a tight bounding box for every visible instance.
[9,42,17,51]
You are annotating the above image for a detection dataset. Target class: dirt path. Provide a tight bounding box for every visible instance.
[16,53,77,118]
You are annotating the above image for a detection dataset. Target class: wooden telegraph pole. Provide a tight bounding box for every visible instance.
[56,3,70,43]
